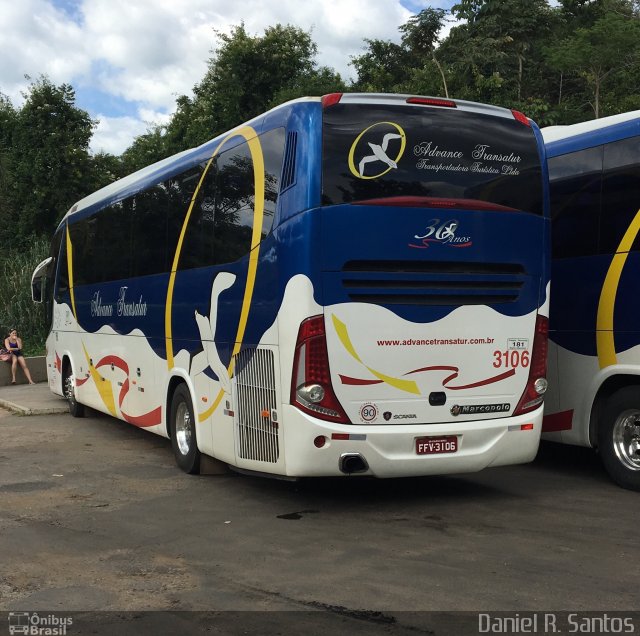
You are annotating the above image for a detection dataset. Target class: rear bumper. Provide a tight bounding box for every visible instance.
[279,405,543,478]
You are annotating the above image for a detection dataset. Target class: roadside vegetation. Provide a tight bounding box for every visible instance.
[1,0,639,350]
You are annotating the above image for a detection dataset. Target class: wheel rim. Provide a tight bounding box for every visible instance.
[612,409,640,471]
[65,374,76,408]
[175,402,192,456]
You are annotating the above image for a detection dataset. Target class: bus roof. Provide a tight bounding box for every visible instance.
[542,110,640,157]
[60,96,320,227]
[61,93,531,228]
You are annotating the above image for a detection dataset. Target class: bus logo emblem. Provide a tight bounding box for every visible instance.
[348,122,406,180]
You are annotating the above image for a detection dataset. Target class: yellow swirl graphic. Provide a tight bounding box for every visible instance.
[332,314,420,394]
[161,126,265,422]
[596,208,640,368]
[165,126,265,379]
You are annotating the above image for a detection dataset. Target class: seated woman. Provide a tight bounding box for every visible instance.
[5,329,35,385]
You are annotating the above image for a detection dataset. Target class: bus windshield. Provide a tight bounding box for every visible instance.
[322,103,543,214]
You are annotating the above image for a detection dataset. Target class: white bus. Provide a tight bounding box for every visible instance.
[32,93,550,478]
[543,111,640,490]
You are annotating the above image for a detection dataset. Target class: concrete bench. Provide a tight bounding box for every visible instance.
[0,356,48,385]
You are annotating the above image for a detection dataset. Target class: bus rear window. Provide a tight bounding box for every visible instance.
[322,104,543,215]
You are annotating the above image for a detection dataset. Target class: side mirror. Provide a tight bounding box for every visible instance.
[31,257,54,303]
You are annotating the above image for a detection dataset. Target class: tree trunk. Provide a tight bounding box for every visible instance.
[517,54,523,101]
[558,72,563,105]
[432,53,449,98]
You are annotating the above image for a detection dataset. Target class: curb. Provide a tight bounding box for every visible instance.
[0,398,68,416]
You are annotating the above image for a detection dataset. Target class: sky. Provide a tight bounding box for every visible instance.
[0,0,456,156]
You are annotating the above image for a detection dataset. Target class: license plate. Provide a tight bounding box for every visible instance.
[416,436,458,455]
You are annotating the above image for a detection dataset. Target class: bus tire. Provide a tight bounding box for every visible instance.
[170,384,201,474]
[599,387,640,491]
[63,364,85,418]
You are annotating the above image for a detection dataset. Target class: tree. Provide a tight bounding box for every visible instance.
[351,39,411,92]
[547,8,640,118]
[5,77,95,240]
[447,0,553,104]
[399,8,450,97]
[182,24,344,148]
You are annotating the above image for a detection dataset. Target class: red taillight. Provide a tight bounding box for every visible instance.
[291,315,350,423]
[406,97,457,108]
[322,93,343,109]
[511,109,531,127]
[513,315,549,416]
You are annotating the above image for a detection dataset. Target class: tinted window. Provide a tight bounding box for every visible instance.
[261,127,286,231]
[601,137,640,254]
[54,230,68,302]
[322,104,543,214]
[213,141,256,264]
[167,169,201,269]
[70,202,133,285]
[548,146,602,259]
[131,186,169,277]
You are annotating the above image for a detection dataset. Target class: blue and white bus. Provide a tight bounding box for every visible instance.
[542,111,640,490]
[32,93,550,478]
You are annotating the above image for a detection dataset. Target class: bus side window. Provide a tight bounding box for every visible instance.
[96,201,132,282]
[55,228,69,302]
[68,218,93,286]
[601,137,640,253]
[549,146,602,259]
[178,163,216,270]
[166,168,202,271]
[177,129,285,270]
[260,127,286,234]
[213,141,255,264]
[131,187,168,277]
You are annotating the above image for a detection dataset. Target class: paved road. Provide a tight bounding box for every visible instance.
[0,407,637,633]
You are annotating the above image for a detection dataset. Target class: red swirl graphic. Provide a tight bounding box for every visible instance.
[66,351,161,427]
[339,365,515,391]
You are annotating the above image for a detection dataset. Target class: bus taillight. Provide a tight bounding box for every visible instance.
[322,93,343,109]
[513,315,549,416]
[511,109,531,127]
[406,97,457,108]
[291,315,350,423]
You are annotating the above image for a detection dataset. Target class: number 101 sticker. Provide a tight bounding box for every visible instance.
[508,338,529,350]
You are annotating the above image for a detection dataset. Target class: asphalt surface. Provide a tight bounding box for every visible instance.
[0,385,638,634]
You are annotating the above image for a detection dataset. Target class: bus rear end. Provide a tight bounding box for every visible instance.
[282,94,549,477]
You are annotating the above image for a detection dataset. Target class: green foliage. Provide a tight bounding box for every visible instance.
[0,238,49,355]
[0,76,123,247]
[546,7,640,117]
[6,77,95,240]
[350,0,640,127]
[1,2,640,256]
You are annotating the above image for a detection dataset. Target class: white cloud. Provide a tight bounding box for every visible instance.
[0,0,422,154]
[90,115,148,155]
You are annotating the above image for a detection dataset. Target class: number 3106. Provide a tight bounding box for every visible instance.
[493,350,530,368]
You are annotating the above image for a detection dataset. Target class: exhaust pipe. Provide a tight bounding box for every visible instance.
[339,453,369,475]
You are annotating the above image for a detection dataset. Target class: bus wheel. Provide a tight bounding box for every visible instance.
[170,384,201,474]
[599,387,640,491]
[63,365,85,418]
